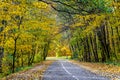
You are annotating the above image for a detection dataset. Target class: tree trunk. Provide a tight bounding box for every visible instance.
[12,38,17,73]
[90,34,99,62]
[111,27,117,59]
[86,36,91,62]
[43,41,50,60]
[0,47,4,73]
[116,27,120,52]
[21,50,24,67]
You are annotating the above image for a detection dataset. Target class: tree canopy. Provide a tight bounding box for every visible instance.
[0,0,120,78]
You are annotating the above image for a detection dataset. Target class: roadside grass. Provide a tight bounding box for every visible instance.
[57,56,71,59]
[0,60,54,79]
[105,61,120,66]
[15,66,33,72]
[0,65,33,79]
[46,56,71,60]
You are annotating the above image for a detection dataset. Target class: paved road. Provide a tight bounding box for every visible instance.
[43,60,110,80]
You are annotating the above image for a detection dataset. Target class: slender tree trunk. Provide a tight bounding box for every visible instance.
[83,38,87,61]
[21,51,23,67]
[111,27,117,59]
[12,38,17,73]
[102,24,110,60]
[31,52,35,64]
[86,36,91,62]
[90,34,99,62]
[43,44,47,60]
[101,48,106,62]
[0,47,4,73]
[116,27,120,52]
[43,41,50,60]
[96,26,107,62]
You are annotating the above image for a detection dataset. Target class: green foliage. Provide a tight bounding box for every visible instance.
[54,0,113,15]
[56,0,120,63]
[72,51,79,59]
[34,53,42,63]
[2,54,13,75]
[105,61,120,66]
[15,66,32,72]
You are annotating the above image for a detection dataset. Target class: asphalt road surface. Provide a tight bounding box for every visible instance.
[43,60,110,80]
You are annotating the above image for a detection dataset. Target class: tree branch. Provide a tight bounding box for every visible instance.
[38,0,88,15]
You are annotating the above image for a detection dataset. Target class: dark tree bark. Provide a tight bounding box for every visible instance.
[21,51,24,67]
[0,47,4,73]
[116,27,120,52]
[12,38,17,73]
[83,38,87,61]
[111,27,117,59]
[96,26,107,62]
[89,34,99,62]
[86,36,91,62]
[43,40,50,60]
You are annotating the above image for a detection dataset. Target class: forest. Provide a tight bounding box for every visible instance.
[0,0,120,79]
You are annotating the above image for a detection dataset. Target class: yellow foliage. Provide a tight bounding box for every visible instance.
[33,2,48,9]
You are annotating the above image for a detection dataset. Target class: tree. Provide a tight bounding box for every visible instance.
[0,0,57,75]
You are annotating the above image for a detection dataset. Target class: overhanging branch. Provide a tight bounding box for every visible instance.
[38,0,88,15]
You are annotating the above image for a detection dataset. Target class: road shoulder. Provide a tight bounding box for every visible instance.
[1,60,55,80]
[69,60,120,80]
